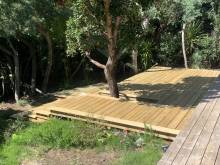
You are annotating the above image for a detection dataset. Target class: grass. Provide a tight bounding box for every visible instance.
[115,144,163,165]
[0,118,164,165]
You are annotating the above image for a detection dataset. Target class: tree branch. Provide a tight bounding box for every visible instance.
[104,0,112,40]
[85,51,106,69]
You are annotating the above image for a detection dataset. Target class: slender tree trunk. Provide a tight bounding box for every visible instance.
[13,55,20,102]
[31,48,37,95]
[214,1,220,58]
[37,25,53,93]
[1,73,5,97]
[182,23,188,68]
[7,39,20,103]
[132,48,138,74]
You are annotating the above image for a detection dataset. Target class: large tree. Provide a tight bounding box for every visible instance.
[66,0,147,98]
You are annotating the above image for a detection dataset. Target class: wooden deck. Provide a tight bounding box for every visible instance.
[158,77,220,165]
[29,67,220,140]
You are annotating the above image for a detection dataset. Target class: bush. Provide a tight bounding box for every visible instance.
[159,32,182,66]
[192,35,217,68]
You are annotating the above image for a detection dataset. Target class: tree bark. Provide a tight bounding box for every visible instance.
[104,57,119,98]
[37,25,53,93]
[31,47,37,95]
[132,48,138,74]
[103,0,120,98]
[182,23,188,68]
[214,1,220,58]
[7,39,20,103]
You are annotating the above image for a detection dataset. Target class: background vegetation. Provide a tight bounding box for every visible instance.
[0,0,219,101]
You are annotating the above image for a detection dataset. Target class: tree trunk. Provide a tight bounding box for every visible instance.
[182,23,188,68]
[38,25,53,93]
[85,0,120,98]
[214,1,220,58]
[1,74,5,97]
[13,55,20,102]
[104,57,119,98]
[31,48,37,95]
[7,39,20,103]
[103,0,120,98]
[132,48,138,74]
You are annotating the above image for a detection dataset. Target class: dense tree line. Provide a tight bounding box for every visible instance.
[0,0,219,102]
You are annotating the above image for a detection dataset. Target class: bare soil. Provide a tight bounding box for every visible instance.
[22,149,121,165]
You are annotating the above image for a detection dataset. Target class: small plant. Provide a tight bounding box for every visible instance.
[3,118,29,140]
[17,99,30,106]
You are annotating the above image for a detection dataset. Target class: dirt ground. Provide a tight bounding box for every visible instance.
[21,149,121,165]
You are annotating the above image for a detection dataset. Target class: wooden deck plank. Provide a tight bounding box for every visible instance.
[200,114,220,165]
[176,109,193,130]
[128,105,157,121]
[215,147,220,165]
[108,102,138,118]
[158,84,219,164]
[186,100,220,164]
[158,78,220,165]
[169,97,217,164]
[143,70,201,126]
[166,70,213,129]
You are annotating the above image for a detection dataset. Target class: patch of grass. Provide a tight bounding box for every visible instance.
[17,99,30,106]
[0,118,164,165]
[116,144,163,165]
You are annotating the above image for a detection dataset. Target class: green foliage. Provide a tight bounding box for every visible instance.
[177,0,203,23]
[139,42,154,70]
[160,33,182,66]
[185,22,203,53]
[66,0,106,55]
[192,35,217,68]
